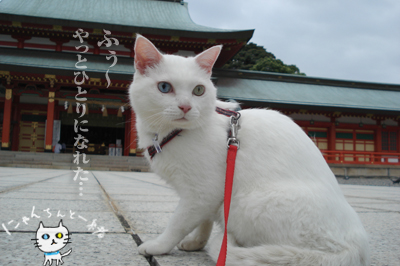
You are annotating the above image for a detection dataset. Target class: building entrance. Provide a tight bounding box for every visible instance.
[60,112,126,155]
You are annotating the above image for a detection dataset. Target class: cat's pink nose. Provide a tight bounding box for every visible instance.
[179,105,192,114]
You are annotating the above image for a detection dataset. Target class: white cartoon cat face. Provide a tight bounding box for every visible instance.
[129,35,221,132]
[33,220,71,253]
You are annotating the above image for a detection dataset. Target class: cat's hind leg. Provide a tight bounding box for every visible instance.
[208,239,369,266]
[177,219,213,251]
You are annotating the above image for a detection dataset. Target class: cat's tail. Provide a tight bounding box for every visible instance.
[61,248,72,257]
[208,239,369,266]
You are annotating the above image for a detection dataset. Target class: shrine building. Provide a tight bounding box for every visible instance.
[1,0,399,166]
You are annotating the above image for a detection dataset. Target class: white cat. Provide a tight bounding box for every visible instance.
[32,220,72,266]
[129,35,370,266]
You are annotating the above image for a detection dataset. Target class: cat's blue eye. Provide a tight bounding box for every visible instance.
[193,85,205,96]
[42,234,49,240]
[158,82,172,93]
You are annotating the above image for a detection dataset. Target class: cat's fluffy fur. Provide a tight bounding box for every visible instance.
[129,35,370,266]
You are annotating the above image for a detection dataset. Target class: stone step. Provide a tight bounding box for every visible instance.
[0,150,149,172]
[0,154,16,160]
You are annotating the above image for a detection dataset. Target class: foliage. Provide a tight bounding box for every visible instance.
[223,43,305,75]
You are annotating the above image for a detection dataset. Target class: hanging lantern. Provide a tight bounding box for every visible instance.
[67,102,73,114]
[117,105,124,117]
[102,105,108,117]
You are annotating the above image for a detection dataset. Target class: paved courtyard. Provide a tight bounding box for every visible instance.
[0,167,399,266]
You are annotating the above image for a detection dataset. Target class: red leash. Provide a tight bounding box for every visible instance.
[216,111,241,266]
[217,145,238,266]
[216,144,238,266]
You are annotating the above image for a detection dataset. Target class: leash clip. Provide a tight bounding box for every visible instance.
[152,134,162,154]
[227,112,241,150]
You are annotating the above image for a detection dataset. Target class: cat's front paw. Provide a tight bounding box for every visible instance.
[138,239,172,256]
[177,235,207,251]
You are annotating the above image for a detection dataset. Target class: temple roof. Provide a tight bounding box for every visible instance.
[0,47,134,81]
[1,47,399,115]
[0,0,254,40]
[214,69,400,114]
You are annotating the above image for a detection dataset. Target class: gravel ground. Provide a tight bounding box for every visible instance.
[336,176,400,187]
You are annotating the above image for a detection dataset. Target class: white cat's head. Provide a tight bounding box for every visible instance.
[129,34,222,134]
[33,220,70,253]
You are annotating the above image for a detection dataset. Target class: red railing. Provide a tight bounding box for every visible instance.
[321,151,400,165]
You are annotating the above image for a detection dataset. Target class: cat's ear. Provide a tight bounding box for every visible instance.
[58,220,63,227]
[195,45,222,74]
[134,34,163,75]
[39,221,44,229]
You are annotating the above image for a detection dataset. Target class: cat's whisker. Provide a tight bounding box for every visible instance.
[141,113,165,127]
[143,114,172,134]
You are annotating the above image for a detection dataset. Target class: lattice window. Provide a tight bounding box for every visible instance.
[382,131,398,152]
[335,130,375,162]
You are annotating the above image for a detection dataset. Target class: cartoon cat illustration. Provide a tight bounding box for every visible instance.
[32,220,72,266]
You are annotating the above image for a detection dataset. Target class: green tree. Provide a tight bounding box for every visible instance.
[251,57,305,75]
[223,43,305,75]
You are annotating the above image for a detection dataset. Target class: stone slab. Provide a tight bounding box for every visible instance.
[124,211,173,234]
[0,232,149,266]
[0,210,125,233]
[1,167,400,265]
[357,212,400,266]
[140,234,215,266]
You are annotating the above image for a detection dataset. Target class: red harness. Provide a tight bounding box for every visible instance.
[146,107,240,266]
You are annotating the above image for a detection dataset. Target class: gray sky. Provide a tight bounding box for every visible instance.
[187,0,400,84]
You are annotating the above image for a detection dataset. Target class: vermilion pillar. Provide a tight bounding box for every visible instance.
[128,110,137,156]
[375,121,382,153]
[44,91,55,152]
[328,118,336,151]
[11,95,20,151]
[1,88,12,150]
[398,121,400,153]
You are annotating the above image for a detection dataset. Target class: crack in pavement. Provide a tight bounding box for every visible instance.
[91,172,160,266]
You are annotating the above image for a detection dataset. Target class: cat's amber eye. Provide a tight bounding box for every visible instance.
[193,85,205,96]
[56,232,63,239]
[42,234,49,240]
[158,82,172,93]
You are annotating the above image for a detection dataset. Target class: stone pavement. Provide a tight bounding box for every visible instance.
[0,167,399,266]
